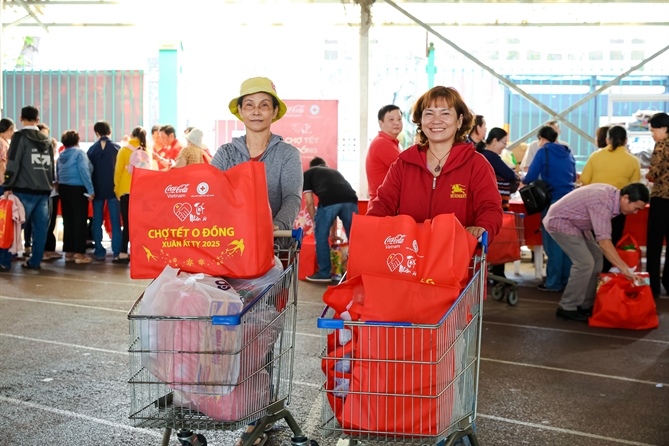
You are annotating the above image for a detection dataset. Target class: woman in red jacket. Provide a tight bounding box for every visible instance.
[368,86,503,240]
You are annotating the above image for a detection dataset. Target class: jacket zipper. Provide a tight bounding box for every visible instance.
[428,176,437,219]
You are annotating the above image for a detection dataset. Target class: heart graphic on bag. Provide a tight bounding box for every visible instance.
[173,203,193,222]
[387,253,403,272]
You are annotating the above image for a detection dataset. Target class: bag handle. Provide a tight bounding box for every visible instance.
[616,233,639,250]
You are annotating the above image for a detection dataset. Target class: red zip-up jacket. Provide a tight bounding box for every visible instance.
[367,142,503,241]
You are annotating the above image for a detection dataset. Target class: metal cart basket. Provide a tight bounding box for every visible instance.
[128,230,317,446]
[317,235,487,446]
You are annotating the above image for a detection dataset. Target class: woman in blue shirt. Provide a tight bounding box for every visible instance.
[522,125,576,292]
[57,130,95,264]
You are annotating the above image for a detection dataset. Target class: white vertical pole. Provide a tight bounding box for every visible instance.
[358,1,370,198]
[1,0,4,117]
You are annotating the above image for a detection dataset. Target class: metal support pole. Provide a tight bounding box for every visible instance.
[506,44,669,151]
[358,0,371,198]
[382,0,591,142]
[426,42,436,89]
[16,0,49,32]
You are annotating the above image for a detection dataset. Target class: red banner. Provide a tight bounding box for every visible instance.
[215,100,338,171]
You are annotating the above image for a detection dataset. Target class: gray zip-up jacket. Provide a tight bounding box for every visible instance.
[3,128,53,194]
[211,134,303,231]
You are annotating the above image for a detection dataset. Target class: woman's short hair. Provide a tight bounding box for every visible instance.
[595,126,609,149]
[61,130,80,147]
[607,125,627,151]
[537,126,558,143]
[411,86,473,147]
[649,112,669,130]
[485,127,508,145]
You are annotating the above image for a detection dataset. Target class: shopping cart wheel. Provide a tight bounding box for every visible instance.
[507,289,519,306]
[290,436,319,446]
[491,283,506,301]
[176,429,207,446]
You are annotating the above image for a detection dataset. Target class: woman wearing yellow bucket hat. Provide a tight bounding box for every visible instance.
[211,77,302,237]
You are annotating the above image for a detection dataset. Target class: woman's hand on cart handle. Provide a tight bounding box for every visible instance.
[466,226,485,238]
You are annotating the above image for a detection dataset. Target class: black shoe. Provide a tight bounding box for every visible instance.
[577,306,593,317]
[306,274,332,283]
[21,261,40,270]
[556,307,588,322]
[538,284,562,293]
[112,257,130,264]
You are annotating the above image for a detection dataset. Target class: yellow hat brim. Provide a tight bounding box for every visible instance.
[228,87,287,123]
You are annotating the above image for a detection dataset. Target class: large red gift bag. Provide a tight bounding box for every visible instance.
[347,214,477,289]
[129,163,275,279]
[615,234,641,271]
[0,199,13,249]
[487,212,521,265]
[589,273,658,330]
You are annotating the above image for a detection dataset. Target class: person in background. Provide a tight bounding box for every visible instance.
[56,130,94,264]
[0,118,15,194]
[523,125,576,293]
[544,183,648,322]
[467,115,487,152]
[366,104,403,200]
[183,126,194,135]
[580,125,640,272]
[0,118,16,271]
[2,105,53,270]
[113,126,148,264]
[153,125,183,170]
[173,128,211,168]
[368,86,503,240]
[150,125,163,170]
[303,156,359,283]
[38,124,62,261]
[87,121,122,261]
[595,125,609,150]
[646,112,669,299]
[480,127,520,279]
[520,120,567,172]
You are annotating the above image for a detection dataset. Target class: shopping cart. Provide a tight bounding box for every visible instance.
[488,212,525,306]
[316,234,487,446]
[127,230,318,446]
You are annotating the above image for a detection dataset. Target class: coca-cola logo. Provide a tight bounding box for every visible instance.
[385,234,406,245]
[286,105,305,114]
[165,184,189,194]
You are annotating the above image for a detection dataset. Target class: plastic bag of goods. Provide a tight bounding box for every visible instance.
[225,255,284,306]
[139,266,244,394]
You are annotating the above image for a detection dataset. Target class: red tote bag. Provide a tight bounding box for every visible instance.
[615,234,640,271]
[487,213,521,265]
[347,214,477,289]
[323,273,461,324]
[589,273,658,330]
[0,199,13,249]
[129,162,275,279]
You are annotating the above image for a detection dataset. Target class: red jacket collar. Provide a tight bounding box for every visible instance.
[377,131,399,144]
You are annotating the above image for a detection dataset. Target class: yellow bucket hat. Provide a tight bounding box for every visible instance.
[228,77,287,123]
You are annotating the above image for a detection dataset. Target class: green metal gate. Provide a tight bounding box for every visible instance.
[3,70,143,142]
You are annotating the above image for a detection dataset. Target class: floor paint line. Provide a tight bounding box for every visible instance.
[0,295,127,313]
[0,333,126,355]
[481,357,667,387]
[484,321,669,345]
[293,380,320,389]
[303,394,323,437]
[0,395,164,439]
[7,273,148,288]
[295,332,320,338]
[478,413,657,446]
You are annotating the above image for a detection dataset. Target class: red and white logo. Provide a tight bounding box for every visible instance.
[384,234,406,247]
[165,184,189,198]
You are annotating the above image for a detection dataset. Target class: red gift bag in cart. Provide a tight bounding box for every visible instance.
[487,212,523,265]
[589,273,658,330]
[0,199,13,249]
[128,162,275,279]
[347,214,477,289]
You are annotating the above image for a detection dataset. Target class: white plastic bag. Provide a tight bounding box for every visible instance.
[139,265,244,394]
[225,255,284,305]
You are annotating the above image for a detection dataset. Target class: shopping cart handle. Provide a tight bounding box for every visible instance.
[273,228,303,248]
[480,231,489,252]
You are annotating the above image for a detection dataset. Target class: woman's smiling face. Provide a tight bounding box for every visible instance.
[420,98,462,145]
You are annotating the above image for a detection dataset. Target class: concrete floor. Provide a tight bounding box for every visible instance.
[0,256,668,446]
